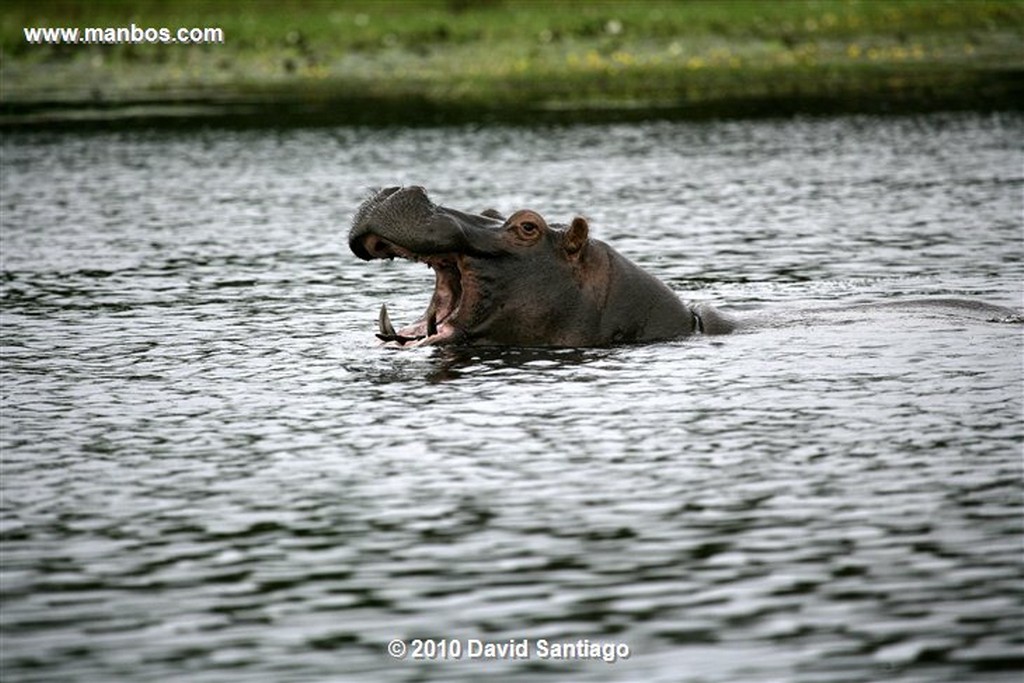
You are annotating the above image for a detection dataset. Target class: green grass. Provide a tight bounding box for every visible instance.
[2,0,1023,125]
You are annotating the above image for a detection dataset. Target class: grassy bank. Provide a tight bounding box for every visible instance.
[2,0,1023,127]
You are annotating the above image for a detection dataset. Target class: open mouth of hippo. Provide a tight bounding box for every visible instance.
[349,186,510,348]
[355,233,468,347]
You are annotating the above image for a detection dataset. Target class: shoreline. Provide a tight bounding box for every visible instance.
[3,92,1021,131]
[3,0,1022,130]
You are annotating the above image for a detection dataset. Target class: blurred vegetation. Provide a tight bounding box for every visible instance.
[1,0,1022,125]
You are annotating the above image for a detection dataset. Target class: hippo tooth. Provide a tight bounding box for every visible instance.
[424,298,439,337]
[379,303,397,337]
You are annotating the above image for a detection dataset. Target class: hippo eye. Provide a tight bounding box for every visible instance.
[508,214,544,242]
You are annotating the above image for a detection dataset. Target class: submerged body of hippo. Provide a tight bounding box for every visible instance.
[349,186,1020,348]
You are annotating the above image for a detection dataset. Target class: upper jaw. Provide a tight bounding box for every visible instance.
[349,188,505,262]
[349,186,436,261]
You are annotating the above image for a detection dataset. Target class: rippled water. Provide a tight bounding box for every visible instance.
[2,114,1022,682]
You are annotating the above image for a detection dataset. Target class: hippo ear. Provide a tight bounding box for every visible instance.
[563,216,589,256]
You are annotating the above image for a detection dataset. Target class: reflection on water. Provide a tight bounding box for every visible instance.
[2,113,1022,682]
[418,347,614,383]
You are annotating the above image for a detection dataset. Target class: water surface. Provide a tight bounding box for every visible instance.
[2,113,1022,682]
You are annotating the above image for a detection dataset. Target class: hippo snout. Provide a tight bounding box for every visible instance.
[349,186,440,259]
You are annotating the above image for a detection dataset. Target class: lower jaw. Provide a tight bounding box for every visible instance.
[378,322,459,347]
[375,299,460,347]
[373,265,469,347]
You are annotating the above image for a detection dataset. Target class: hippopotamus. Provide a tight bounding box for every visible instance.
[349,186,734,347]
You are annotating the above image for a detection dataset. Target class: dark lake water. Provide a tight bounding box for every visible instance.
[2,113,1022,682]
